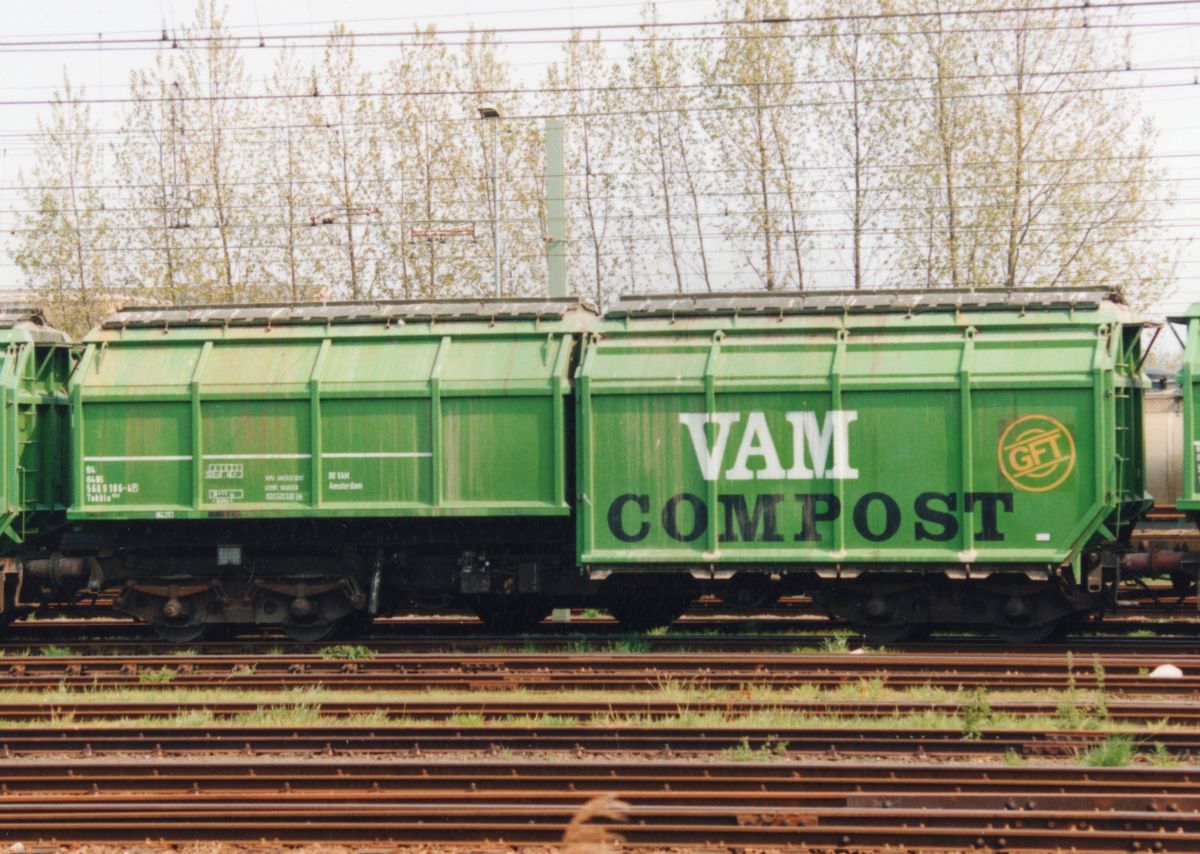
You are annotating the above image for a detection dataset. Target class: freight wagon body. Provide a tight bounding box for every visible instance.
[60,300,591,640]
[9,288,1160,642]
[0,309,73,622]
[576,289,1148,641]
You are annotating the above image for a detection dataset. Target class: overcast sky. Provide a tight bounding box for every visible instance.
[0,0,1196,314]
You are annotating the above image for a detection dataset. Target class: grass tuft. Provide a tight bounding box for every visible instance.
[1077,735,1136,767]
[607,635,652,653]
[820,634,851,653]
[1150,741,1178,767]
[961,687,992,741]
[722,735,790,761]
[137,666,177,685]
[318,644,376,661]
[447,712,486,727]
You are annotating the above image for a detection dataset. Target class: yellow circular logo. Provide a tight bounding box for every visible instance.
[997,414,1076,492]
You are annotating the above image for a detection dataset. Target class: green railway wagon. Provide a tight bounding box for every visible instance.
[576,289,1148,641]
[7,287,1167,642]
[0,309,72,620]
[62,300,592,640]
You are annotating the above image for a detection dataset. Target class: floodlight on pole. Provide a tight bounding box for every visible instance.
[478,104,502,297]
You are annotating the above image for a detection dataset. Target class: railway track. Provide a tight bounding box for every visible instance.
[4,696,1200,724]
[0,723,1188,760]
[0,650,1195,692]
[5,591,1200,646]
[0,758,1197,849]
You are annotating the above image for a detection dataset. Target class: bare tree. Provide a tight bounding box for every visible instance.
[12,74,114,335]
[114,58,196,305]
[627,6,686,292]
[704,0,809,290]
[980,3,1170,303]
[813,0,907,290]
[12,2,1178,314]
[307,26,388,300]
[898,2,992,289]
[380,27,472,298]
[261,50,323,302]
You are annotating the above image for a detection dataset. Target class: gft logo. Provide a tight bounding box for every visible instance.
[997,414,1076,492]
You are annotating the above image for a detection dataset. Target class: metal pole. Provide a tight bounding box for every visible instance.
[492,119,501,298]
[544,118,566,299]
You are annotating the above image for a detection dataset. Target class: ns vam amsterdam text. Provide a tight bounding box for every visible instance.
[605,411,1016,545]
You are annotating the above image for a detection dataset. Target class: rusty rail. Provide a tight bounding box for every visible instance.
[0,696,1197,724]
[0,650,1196,692]
[0,758,1198,849]
[0,724,1189,758]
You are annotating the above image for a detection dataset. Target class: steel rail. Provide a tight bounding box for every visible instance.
[0,650,1196,692]
[0,759,1198,849]
[0,697,1198,723]
[0,725,1190,758]
[1,805,1196,848]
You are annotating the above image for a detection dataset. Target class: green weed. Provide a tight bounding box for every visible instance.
[820,634,850,653]
[1056,652,1084,728]
[318,645,376,661]
[502,714,577,727]
[1150,742,1178,767]
[232,703,323,727]
[608,635,651,653]
[1091,655,1109,720]
[961,687,992,741]
[137,666,177,685]
[1003,749,1026,766]
[447,712,486,727]
[722,735,790,761]
[1077,735,1135,768]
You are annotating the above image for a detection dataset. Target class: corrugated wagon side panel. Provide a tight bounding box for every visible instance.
[71,322,575,520]
[578,312,1119,570]
[0,319,73,550]
[74,342,200,515]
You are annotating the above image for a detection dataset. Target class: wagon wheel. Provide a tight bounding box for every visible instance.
[152,624,211,644]
[993,618,1061,645]
[282,619,343,643]
[852,623,928,645]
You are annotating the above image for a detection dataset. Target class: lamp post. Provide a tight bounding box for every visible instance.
[478,103,502,298]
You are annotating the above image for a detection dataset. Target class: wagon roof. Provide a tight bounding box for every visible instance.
[100,298,594,329]
[0,305,70,342]
[607,287,1122,319]
[0,305,48,327]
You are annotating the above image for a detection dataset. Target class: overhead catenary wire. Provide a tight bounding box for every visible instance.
[0,59,1196,109]
[4,187,1195,222]
[1,1,1193,308]
[0,0,1195,52]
